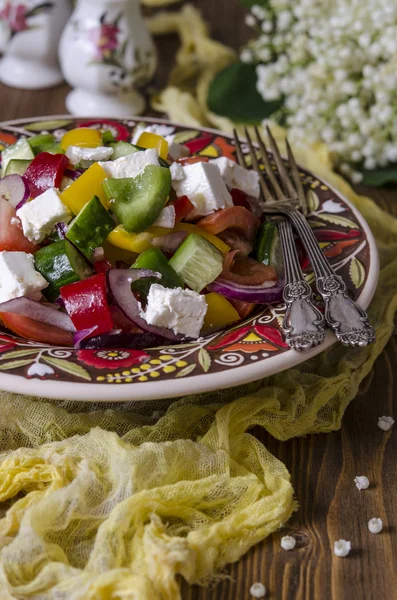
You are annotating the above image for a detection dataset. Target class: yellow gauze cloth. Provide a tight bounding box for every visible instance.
[1,5,397,599]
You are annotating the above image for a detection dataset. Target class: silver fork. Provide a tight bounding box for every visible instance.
[234,129,326,351]
[238,126,375,348]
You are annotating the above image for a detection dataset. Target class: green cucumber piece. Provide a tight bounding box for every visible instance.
[102,130,116,144]
[34,240,93,301]
[28,133,56,154]
[4,159,32,176]
[45,143,65,155]
[1,137,35,176]
[132,248,184,289]
[66,196,115,260]
[109,141,139,159]
[255,221,284,278]
[103,165,171,233]
[169,234,223,292]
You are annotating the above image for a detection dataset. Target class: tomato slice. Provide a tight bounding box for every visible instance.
[0,312,73,346]
[177,156,209,166]
[197,206,260,242]
[172,196,195,222]
[221,250,277,285]
[0,197,39,253]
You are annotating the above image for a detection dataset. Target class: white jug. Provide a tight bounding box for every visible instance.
[59,0,158,117]
[0,0,72,89]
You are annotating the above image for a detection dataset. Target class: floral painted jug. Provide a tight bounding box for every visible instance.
[0,0,72,88]
[59,0,158,117]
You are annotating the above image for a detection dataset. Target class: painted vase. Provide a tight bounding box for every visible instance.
[0,0,72,89]
[59,0,158,117]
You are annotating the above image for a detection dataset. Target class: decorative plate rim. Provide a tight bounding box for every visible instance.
[0,116,379,402]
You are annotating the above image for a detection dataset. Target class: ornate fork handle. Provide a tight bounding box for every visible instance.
[278,220,326,351]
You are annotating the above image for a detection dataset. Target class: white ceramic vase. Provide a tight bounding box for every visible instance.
[59,0,158,117]
[0,0,72,89]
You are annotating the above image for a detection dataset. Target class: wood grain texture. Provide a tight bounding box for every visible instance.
[0,1,396,598]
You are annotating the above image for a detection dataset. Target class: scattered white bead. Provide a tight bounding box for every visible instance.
[334,540,351,557]
[281,535,296,550]
[378,416,395,431]
[250,582,266,598]
[368,518,383,534]
[354,476,370,490]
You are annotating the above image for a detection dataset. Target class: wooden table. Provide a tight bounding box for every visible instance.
[0,1,396,598]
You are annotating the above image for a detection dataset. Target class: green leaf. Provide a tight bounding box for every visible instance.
[0,349,39,361]
[175,364,197,378]
[317,213,358,230]
[359,165,397,187]
[307,190,320,213]
[25,119,72,132]
[43,357,92,381]
[198,348,211,373]
[208,61,283,125]
[0,359,34,370]
[349,257,366,289]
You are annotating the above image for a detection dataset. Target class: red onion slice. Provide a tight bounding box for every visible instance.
[151,231,187,253]
[64,168,85,181]
[0,297,76,331]
[55,222,68,238]
[0,174,30,209]
[73,326,99,348]
[208,279,284,304]
[107,269,183,341]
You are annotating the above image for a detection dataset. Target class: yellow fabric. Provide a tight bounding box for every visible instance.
[1,5,397,599]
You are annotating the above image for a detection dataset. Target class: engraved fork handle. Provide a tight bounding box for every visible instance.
[278,220,326,351]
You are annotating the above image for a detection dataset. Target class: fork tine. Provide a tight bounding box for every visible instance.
[233,128,248,168]
[254,126,285,201]
[286,138,308,215]
[243,127,275,203]
[266,126,297,199]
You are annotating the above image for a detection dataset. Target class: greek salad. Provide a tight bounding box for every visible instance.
[0,124,284,349]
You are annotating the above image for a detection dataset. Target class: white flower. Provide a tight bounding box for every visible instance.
[354,476,370,490]
[27,363,55,378]
[245,14,257,27]
[241,49,253,63]
[378,416,395,431]
[334,540,351,557]
[368,518,383,534]
[250,582,266,598]
[281,535,296,550]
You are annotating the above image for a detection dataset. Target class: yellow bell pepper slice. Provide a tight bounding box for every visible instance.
[61,128,103,151]
[60,163,109,215]
[173,223,230,255]
[107,226,153,254]
[137,132,169,161]
[204,293,240,330]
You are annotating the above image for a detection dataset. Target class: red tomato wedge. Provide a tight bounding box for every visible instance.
[228,297,256,318]
[172,196,195,222]
[177,156,209,166]
[221,250,277,286]
[0,197,38,253]
[197,206,261,242]
[0,312,73,346]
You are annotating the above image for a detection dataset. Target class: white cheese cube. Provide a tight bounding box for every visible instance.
[99,148,159,179]
[66,145,114,165]
[167,142,189,161]
[211,156,260,199]
[17,188,72,244]
[172,162,233,218]
[0,251,48,303]
[170,162,184,182]
[153,205,176,229]
[140,284,207,338]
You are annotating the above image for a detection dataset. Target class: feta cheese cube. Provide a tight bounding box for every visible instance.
[99,148,159,179]
[17,188,72,244]
[66,145,114,165]
[140,284,207,338]
[171,162,233,218]
[211,156,260,199]
[170,162,184,182]
[167,142,189,161]
[153,205,176,229]
[0,251,48,303]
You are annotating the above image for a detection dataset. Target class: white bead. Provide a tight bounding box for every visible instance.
[281,535,296,550]
[378,416,395,431]
[334,540,351,557]
[354,476,370,490]
[368,518,383,534]
[250,582,266,598]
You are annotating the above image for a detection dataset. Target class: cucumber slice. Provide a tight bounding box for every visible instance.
[45,143,65,155]
[102,130,116,144]
[1,138,35,176]
[4,159,32,176]
[169,234,223,292]
[132,248,184,289]
[103,165,171,233]
[255,221,284,278]
[66,196,115,260]
[34,240,93,301]
[28,133,56,155]
[109,141,139,159]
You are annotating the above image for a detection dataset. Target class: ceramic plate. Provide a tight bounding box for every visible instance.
[0,116,379,402]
